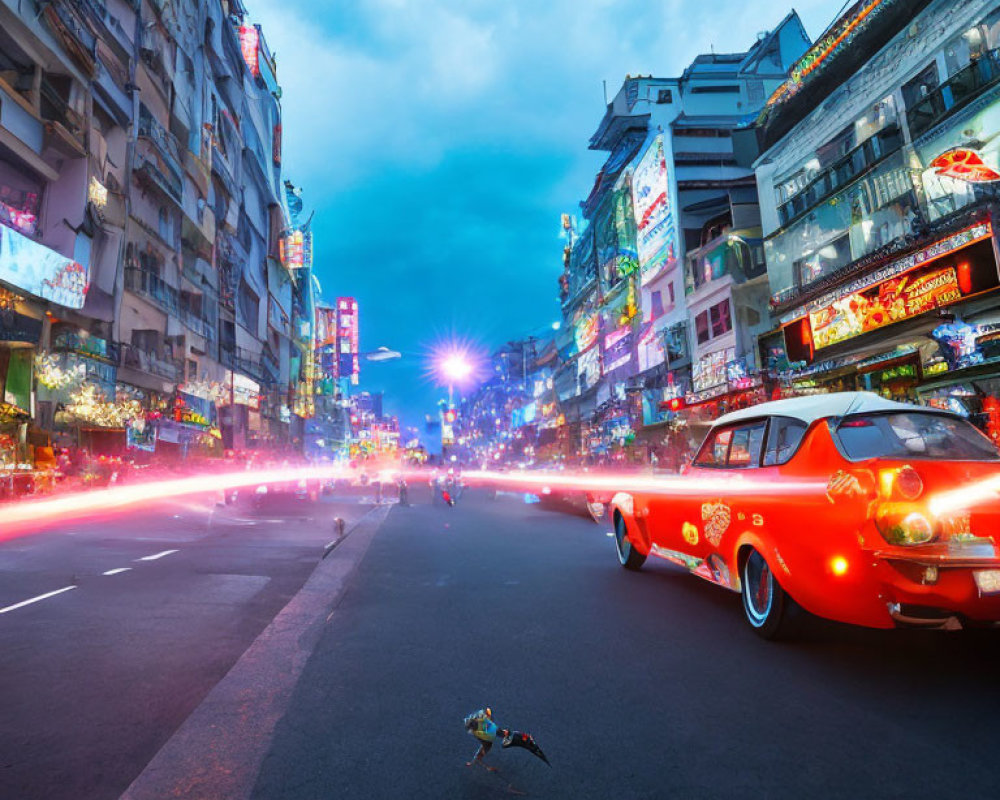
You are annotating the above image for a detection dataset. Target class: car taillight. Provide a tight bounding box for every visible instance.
[878,465,924,501]
[874,504,937,545]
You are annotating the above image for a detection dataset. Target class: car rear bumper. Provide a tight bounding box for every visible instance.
[875,553,1000,627]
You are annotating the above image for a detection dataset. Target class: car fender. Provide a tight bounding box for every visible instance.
[610,493,651,556]
[731,529,891,628]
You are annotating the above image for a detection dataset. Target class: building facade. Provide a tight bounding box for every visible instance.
[0,0,322,476]
[753,0,1000,442]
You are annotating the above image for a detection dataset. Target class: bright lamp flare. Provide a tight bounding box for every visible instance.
[441,354,473,381]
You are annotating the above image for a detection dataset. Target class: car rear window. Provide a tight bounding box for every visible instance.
[834,412,1000,461]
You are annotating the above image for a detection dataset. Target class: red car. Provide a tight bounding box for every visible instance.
[609,392,1000,638]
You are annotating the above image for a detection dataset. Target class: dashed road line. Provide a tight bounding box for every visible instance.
[0,585,77,615]
[136,549,179,562]
[103,567,132,576]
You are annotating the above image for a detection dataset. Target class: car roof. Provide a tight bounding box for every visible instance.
[712,391,922,428]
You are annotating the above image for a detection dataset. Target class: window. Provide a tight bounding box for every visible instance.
[902,63,940,110]
[763,417,808,466]
[834,412,999,461]
[710,300,732,338]
[657,89,673,104]
[651,290,663,317]
[727,422,767,467]
[696,311,710,344]
[695,427,733,467]
[690,85,740,94]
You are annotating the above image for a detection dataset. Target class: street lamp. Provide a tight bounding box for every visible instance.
[440,353,472,406]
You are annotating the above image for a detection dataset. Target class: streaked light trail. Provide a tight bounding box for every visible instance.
[0,465,829,542]
[929,474,1000,516]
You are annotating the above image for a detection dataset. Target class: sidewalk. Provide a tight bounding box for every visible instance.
[120,503,392,800]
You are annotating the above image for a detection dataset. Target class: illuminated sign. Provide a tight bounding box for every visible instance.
[780,223,993,325]
[238,26,260,77]
[766,0,886,109]
[281,229,304,270]
[692,348,734,393]
[0,225,88,309]
[603,326,632,373]
[930,148,1000,183]
[575,313,598,351]
[810,265,962,349]
[631,134,676,284]
[336,296,359,383]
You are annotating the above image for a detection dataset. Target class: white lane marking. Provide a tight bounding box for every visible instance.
[606,531,615,537]
[103,567,132,576]
[136,549,179,562]
[0,585,77,615]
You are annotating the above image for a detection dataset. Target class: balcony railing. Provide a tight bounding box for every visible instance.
[125,266,179,313]
[776,124,903,229]
[52,332,119,363]
[137,104,183,201]
[119,342,183,382]
[907,50,1000,140]
[220,345,265,383]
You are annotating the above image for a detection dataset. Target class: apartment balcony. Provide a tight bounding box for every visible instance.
[52,331,118,364]
[220,345,265,384]
[124,265,180,313]
[262,346,280,382]
[907,50,1000,141]
[180,307,216,342]
[137,105,183,203]
[41,1,97,77]
[40,82,86,158]
[119,342,183,382]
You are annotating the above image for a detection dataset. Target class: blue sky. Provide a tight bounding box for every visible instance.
[251,0,835,435]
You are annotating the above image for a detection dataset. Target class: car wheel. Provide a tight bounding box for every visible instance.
[614,513,646,571]
[741,548,795,640]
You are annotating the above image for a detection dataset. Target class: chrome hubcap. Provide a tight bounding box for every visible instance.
[743,551,773,627]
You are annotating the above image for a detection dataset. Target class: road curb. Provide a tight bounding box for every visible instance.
[119,504,392,800]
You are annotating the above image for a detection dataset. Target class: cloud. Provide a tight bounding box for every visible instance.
[247,0,841,428]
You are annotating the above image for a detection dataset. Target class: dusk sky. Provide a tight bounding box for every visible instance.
[251,0,835,435]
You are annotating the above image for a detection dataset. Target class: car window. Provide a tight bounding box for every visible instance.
[763,417,808,466]
[695,427,733,467]
[727,422,766,468]
[834,412,1000,461]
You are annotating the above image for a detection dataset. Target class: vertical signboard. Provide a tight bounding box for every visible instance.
[336,297,359,385]
[631,134,676,284]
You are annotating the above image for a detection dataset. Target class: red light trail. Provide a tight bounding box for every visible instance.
[0,465,829,542]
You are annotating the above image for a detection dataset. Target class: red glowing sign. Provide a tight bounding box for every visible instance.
[930,148,1000,183]
[238,26,260,77]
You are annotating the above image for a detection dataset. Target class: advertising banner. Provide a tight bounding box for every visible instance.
[631,134,676,283]
[575,313,599,352]
[808,238,1000,350]
[603,326,632,373]
[0,225,89,308]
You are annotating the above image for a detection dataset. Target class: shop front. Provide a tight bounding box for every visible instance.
[776,219,1000,427]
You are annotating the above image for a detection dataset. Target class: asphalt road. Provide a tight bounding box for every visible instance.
[4,485,1000,799]
[251,488,1000,800]
[0,489,370,800]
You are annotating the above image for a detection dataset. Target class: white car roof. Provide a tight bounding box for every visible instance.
[712,391,922,428]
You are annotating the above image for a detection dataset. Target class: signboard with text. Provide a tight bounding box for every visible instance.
[631,134,676,283]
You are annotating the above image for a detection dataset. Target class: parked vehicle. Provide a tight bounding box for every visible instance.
[609,392,1000,638]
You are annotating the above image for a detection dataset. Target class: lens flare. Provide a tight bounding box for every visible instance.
[929,474,1000,516]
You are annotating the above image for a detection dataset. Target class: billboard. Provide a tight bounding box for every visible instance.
[808,238,1000,350]
[631,134,676,284]
[336,297,359,384]
[0,225,89,308]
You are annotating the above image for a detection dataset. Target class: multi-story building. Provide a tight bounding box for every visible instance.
[555,12,809,461]
[751,0,1000,440]
[0,0,307,471]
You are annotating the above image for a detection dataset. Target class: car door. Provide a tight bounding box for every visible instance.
[647,421,765,563]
